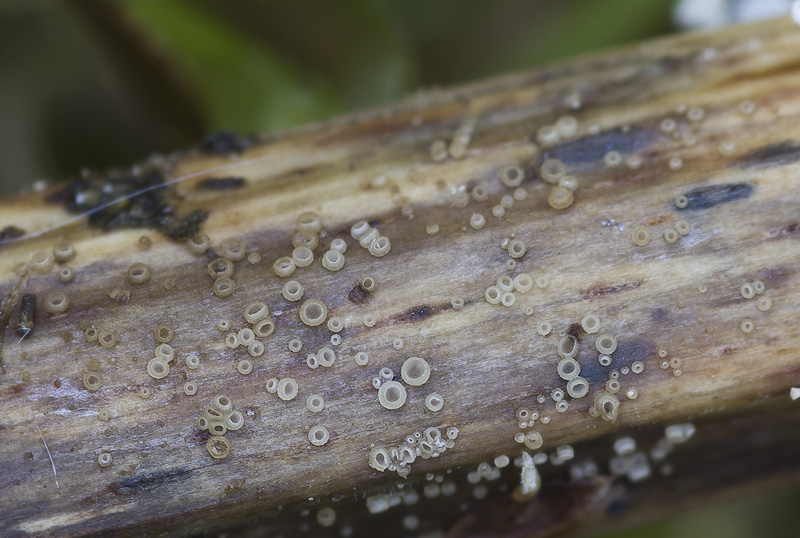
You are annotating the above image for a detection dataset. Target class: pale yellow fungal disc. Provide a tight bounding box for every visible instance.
[97,452,113,468]
[306,394,325,413]
[213,276,235,298]
[299,299,328,326]
[604,151,622,168]
[243,301,269,324]
[83,372,102,391]
[740,319,755,333]
[540,158,566,184]
[632,227,650,246]
[220,237,246,262]
[44,291,69,314]
[581,313,600,334]
[469,213,486,230]
[183,381,197,396]
[790,387,800,401]
[296,211,322,234]
[368,236,391,257]
[237,359,253,375]
[595,334,618,354]
[756,296,772,311]
[500,165,524,188]
[548,186,574,210]
[265,378,278,393]
[485,286,502,305]
[674,195,688,209]
[567,377,590,398]
[675,219,691,235]
[237,328,255,346]
[187,233,210,255]
[557,335,579,359]
[378,381,407,410]
[248,341,265,357]
[594,391,619,422]
[30,250,54,273]
[292,246,314,267]
[401,357,431,386]
[322,250,345,271]
[425,392,444,412]
[317,347,337,367]
[327,317,344,333]
[206,436,231,459]
[663,228,679,244]
[537,321,552,336]
[308,426,330,446]
[253,317,275,338]
[273,256,296,278]
[147,358,169,379]
[740,283,755,299]
[317,507,336,527]
[513,274,533,293]
[507,239,526,259]
[277,378,298,401]
[557,358,580,381]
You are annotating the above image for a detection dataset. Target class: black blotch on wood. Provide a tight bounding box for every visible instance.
[348,285,370,305]
[45,169,208,240]
[650,307,669,325]
[196,177,246,191]
[197,131,254,155]
[737,141,800,169]
[16,294,35,338]
[580,339,652,384]
[397,305,437,323]
[567,323,584,340]
[109,467,193,496]
[547,127,656,169]
[677,183,753,211]
[580,281,641,300]
[0,225,25,241]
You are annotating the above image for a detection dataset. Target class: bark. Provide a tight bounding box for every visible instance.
[1,16,800,538]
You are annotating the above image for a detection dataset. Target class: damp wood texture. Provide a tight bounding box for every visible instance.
[1,17,800,538]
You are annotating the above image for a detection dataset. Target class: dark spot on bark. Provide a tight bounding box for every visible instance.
[197,131,255,155]
[196,177,246,191]
[108,467,193,496]
[163,209,208,240]
[567,323,584,340]
[676,183,753,211]
[23,452,33,460]
[397,305,437,323]
[0,225,24,241]
[780,222,798,236]
[547,127,656,169]
[16,294,35,338]
[392,373,402,382]
[348,285,370,305]
[580,339,652,384]
[580,281,641,300]
[737,141,800,169]
[45,168,208,240]
[650,307,669,324]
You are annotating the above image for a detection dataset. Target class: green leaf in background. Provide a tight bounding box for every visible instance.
[124,0,343,133]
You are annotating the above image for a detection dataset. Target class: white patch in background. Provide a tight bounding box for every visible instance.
[674,0,795,30]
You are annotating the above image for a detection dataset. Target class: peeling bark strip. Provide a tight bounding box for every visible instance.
[1,17,800,538]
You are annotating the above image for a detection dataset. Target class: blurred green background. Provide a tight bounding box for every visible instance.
[0,1,798,536]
